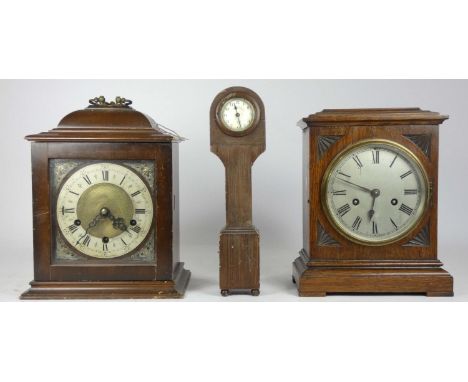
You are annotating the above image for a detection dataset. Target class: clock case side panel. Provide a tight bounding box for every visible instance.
[30,142,54,281]
[26,142,184,283]
[301,127,310,258]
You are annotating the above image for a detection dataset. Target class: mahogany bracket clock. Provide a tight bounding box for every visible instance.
[293,108,453,297]
[21,96,190,299]
[210,87,265,296]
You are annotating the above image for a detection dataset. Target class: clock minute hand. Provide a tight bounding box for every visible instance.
[76,214,102,244]
[233,103,242,129]
[337,177,373,194]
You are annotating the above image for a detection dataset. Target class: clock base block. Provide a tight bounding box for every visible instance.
[293,252,453,297]
[219,227,260,296]
[20,262,191,300]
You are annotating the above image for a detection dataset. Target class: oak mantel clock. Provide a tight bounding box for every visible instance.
[210,87,265,296]
[21,96,190,299]
[293,108,453,296]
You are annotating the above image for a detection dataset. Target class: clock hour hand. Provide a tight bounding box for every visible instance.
[337,177,373,194]
[368,189,381,221]
[102,208,128,232]
[109,214,128,232]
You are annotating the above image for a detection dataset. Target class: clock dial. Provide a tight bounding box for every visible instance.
[322,140,429,245]
[56,162,153,258]
[219,97,256,132]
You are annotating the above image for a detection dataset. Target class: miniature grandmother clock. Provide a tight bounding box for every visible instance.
[210,87,265,296]
[293,108,453,296]
[22,96,190,299]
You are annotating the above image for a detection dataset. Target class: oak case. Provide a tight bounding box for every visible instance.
[21,98,190,299]
[293,108,454,297]
[210,87,266,296]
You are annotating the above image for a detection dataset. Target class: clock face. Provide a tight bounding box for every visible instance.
[219,97,256,132]
[322,140,429,245]
[56,162,153,258]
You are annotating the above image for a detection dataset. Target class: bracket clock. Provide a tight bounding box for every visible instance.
[21,96,190,299]
[210,87,265,296]
[293,108,453,297]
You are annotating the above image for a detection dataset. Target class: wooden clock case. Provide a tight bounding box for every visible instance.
[21,98,190,299]
[293,108,453,297]
[210,87,265,296]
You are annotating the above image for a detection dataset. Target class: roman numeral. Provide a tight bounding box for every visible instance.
[130,225,141,234]
[102,170,109,181]
[121,238,127,246]
[372,221,378,234]
[390,218,398,230]
[332,190,347,196]
[400,170,413,179]
[69,190,79,196]
[338,171,351,178]
[399,203,414,216]
[352,216,362,231]
[82,235,91,247]
[119,175,126,185]
[62,206,75,215]
[352,155,363,168]
[372,150,380,164]
[83,175,92,185]
[404,189,418,195]
[389,155,397,168]
[131,190,141,197]
[103,243,108,251]
[135,208,146,214]
[337,203,351,217]
[67,224,79,234]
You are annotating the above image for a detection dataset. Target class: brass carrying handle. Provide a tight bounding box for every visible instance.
[89,96,132,108]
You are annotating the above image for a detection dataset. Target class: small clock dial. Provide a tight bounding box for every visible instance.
[219,97,256,132]
[56,162,153,258]
[322,140,429,245]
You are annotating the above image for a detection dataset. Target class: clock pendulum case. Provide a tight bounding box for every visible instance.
[292,108,453,296]
[210,87,265,296]
[21,96,190,299]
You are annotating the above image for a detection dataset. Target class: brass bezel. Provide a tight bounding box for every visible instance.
[215,91,261,137]
[320,138,430,246]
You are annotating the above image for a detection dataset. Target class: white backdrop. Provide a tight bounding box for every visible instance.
[1,79,467,300]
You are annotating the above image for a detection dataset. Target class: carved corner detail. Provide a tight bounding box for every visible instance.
[317,135,342,159]
[317,223,340,246]
[402,224,430,247]
[404,134,431,158]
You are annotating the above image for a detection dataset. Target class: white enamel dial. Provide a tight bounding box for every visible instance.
[323,140,429,245]
[219,97,256,132]
[56,162,153,258]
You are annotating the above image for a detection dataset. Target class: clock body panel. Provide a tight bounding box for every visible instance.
[305,124,437,261]
[22,140,189,299]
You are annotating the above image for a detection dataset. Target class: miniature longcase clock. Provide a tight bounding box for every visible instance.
[293,108,453,296]
[21,96,190,299]
[210,87,265,296]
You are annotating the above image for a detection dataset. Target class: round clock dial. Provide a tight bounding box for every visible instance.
[56,162,153,258]
[322,140,429,245]
[219,97,256,132]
